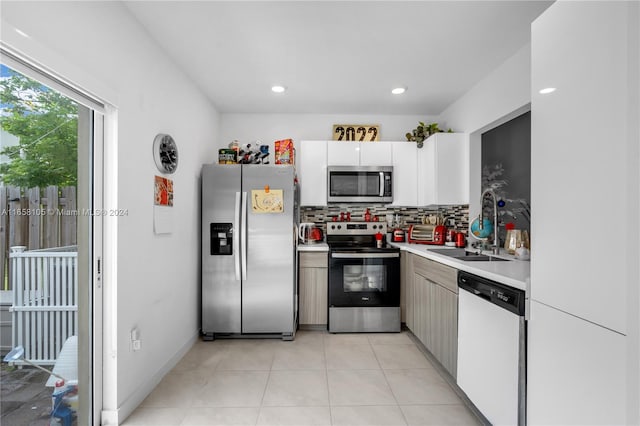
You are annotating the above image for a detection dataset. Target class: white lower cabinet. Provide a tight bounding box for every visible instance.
[528,300,625,425]
[298,252,328,326]
[407,254,458,378]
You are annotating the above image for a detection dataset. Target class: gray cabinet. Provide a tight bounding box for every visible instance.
[298,252,328,327]
[407,254,458,378]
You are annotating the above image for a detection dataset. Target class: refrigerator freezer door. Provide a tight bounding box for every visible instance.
[241,166,295,334]
[202,164,242,334]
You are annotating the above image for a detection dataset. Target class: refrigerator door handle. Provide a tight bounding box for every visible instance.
[234,191,241,281]
[241,191,248,280]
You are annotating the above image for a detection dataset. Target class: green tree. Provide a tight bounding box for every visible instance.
[0,69,77,187]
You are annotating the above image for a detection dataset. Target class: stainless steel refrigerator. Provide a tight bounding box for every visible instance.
[201,164,297,340]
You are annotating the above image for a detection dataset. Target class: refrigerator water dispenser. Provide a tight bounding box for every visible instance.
[210,223,233,255]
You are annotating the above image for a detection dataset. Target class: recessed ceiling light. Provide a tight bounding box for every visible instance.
[271,85,287,93]
[15,28,29,38]
[539,87,556,94]
[391,87,406,95]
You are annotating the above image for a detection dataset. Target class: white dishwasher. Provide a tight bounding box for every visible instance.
[457,271,526,426]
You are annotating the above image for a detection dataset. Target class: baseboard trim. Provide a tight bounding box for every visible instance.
[109,331,199,425]
[298,324,327,331]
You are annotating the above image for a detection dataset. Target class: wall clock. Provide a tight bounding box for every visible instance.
[153,133,178,174]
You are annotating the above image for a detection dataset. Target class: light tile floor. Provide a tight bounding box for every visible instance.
[122,331,481,426]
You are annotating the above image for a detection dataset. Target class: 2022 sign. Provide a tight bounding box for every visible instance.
[332,124,379,142]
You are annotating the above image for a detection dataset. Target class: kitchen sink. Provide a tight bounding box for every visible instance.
[453,255,509,262]
[428,248,467,256]
[428,248,510,261]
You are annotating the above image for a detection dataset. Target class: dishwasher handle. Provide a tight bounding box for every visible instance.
[458,271,525,316]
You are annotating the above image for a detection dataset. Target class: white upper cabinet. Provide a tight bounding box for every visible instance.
[299,139,468,207]
[359,142,393,166]
[417,133,469,206]
[390,142,418,206]
[297,140,327,206]
[327,141,393,166]
[326,141,358,165]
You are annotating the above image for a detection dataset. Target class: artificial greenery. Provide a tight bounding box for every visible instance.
[405,122,453,148]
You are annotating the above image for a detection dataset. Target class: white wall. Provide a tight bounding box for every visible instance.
[218,113,435,151]
[438,43,531,134]
[1,2,219,424]
[628,3,640,423]
[437,44,532,234]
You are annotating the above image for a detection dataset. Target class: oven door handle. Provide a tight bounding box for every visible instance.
[331,252,400,259]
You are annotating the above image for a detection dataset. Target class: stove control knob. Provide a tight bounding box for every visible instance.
[330,225,335,230]
[372,225,378,229]
[337,225,342,230]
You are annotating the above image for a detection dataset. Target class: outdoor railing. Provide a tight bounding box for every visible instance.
[9,246,78,365]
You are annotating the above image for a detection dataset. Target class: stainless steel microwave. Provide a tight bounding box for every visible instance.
[327,166,393,203]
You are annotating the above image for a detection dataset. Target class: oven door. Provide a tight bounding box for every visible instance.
[328,250,400,307]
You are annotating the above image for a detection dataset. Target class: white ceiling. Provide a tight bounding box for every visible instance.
[124,1,552,115]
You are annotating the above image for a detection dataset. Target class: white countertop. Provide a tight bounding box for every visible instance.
[297,242,329,252]
[390,242,530,292]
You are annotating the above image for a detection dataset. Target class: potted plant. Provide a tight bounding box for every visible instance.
[405,122,452,148]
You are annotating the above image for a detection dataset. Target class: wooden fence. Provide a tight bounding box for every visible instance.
[0,186,77,290]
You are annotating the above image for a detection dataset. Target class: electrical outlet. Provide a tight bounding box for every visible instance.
[130,328,141,352]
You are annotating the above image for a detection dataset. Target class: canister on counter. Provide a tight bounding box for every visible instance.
[393,228,405,242]
[218,149,237,164]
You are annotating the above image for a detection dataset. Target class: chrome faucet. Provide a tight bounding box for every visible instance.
[478,188,500,255]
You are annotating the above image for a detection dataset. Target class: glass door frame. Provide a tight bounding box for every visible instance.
[1,45,105,426]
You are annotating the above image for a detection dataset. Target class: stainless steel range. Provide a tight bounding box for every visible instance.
[327,222,401,333]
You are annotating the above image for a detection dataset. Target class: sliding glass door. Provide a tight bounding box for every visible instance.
[1,49,104,425]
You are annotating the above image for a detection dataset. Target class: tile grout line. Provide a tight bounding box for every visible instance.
[255,345,277,426]
[132,332,478,425]
[370,334,410,426]
[323,332,335,425]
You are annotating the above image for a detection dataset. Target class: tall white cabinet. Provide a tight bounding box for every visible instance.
[529,2,638,424]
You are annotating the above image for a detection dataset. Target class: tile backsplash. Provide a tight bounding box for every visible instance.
[300,204,469,234]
